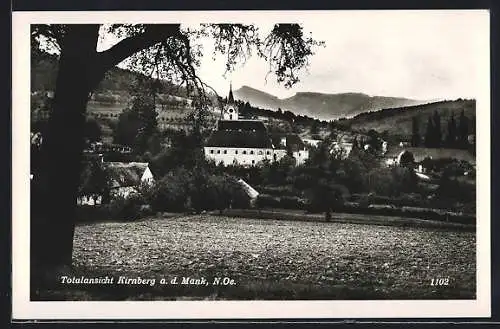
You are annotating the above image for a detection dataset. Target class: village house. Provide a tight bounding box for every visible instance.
[107,162,155,198]
[77,161,155,205]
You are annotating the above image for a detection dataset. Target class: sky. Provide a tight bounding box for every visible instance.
[96,10,489,101]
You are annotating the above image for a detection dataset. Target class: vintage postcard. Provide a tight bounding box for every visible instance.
[12,9,490,319]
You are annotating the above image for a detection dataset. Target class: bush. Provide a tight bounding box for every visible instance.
[93,94,117,104]
[232,187,252,209]
[256,185,301,198]
[107,193,145,221]
[279,196,307,210]
[304,182,347,214]
[350,193,427,208]
[365,167,418,197]
[145,170,191,212]
[256,194,281,209]
[436,174,476,203]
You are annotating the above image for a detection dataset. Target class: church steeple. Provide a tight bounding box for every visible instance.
[228,82,234,103]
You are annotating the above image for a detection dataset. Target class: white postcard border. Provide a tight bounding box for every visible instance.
[11,10,491,319]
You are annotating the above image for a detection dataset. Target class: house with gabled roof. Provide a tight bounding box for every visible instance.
[105,162,154,198]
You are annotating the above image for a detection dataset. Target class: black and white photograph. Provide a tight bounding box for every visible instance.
[12,9,490,319]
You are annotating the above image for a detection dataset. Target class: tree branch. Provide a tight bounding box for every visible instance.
[96,24,181,73]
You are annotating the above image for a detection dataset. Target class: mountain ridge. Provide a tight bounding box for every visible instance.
[233,85,434,121]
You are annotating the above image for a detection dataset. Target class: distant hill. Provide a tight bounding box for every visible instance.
[233,85,429,121]
[233,85,282,110]
[345,99,476,138]
[31,52,191,100]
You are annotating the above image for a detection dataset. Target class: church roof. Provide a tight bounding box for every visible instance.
[217,120,267,132]
[205,130,273,148]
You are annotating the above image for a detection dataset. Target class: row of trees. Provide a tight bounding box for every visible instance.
[412,110,473,149]
[75,123,475,226]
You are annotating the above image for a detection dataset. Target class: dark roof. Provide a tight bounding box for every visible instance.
[217,120,267,132]
[205,130,273,148]
[270,133,307,151]
[105,162,150,188]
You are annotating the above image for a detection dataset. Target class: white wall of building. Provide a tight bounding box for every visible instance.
[222,104,239,120]
[205,147,275,166]
[141,167,154,185]
[204,147,308,166]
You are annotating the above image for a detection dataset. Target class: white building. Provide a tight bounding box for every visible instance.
[204,85,309,167]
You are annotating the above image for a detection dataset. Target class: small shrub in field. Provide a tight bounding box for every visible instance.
[304,182,347,218]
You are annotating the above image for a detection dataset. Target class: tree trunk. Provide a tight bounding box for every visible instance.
[31,25,100,269]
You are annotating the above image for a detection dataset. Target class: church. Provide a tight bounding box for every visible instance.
[203,85,309,167]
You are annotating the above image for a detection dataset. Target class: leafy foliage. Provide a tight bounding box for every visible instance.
[365,167,418,197]
[113,79,159,154]
[78,159,110,203]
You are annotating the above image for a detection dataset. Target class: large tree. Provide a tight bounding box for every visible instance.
[432,110,442,148]
[31,23,324,269]
[411,116,420,147]
[445,113,457,148]
[424,115,434,147]
[458,109,470,149]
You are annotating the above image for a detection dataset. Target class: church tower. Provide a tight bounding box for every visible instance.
[222,83,238,120]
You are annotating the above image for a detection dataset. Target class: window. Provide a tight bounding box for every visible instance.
[266,151,271,155]
[210,150,214,154]
[250,150,254,155]
[217,150,221,154]
[223,150,227,154]
[243,150,247,155]
[252,160,255,165]
[235,150,239,154]
[258,150,263,155]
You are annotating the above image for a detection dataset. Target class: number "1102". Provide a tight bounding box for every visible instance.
[430,277,450,286]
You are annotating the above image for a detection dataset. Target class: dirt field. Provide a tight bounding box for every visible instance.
[37,214,476,300]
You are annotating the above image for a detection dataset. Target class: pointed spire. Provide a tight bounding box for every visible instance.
[228,82,234,103]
